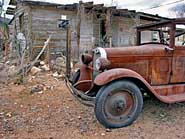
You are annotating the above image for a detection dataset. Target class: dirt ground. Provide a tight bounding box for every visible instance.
[1,72,185,139]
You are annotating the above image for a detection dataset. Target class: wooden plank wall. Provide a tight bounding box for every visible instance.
[117,17,136,46]
[14,5,33,53]
[30,6,95,60]
[79,11,94,53]
[115,16,151,47]
[13,3,155,61]
[111,16,119,47]
[92,13,100,47]
[91,14,151,48]
[31,7,78,59]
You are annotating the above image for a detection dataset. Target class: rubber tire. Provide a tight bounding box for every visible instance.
[95,80,143,128]
[71,69,80,85]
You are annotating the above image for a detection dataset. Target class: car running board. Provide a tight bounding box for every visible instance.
[152,84,185,103]
[159,93,185,103]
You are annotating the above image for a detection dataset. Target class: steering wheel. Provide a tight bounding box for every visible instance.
[182,41,185,46]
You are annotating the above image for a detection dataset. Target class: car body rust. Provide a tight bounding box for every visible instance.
[68,18,185,104]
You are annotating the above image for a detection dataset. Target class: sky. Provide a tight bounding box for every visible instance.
[1,0,185,18]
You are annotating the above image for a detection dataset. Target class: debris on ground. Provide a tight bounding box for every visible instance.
[52,56,66,74]
[0,55,19,84]
[0,63,5,71]
[30,84,44,94]
[5,112,12,118]
[52,71,65,79]
[101,133,106,136]
[41,64,50,71]
[105,128,112,132]
[30,66,42,75]
[40,61,45,66]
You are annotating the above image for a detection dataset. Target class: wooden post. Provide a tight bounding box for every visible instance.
[92,37,95,49]
[3,13,8,56]
[170,23,175,48]
[66,26,71,78]
[76,2,83,60]
[4,42,8,56]
[135,14,140,45]
[106,9,112,48]
[28,6,32,61]
[136,30,141,45]
[45,42,50,67]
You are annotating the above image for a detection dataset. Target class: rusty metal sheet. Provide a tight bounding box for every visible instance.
[105,44,171,56]
[69,18,185,104]
[94,68,145,86]
[170,47,185,83]
[153,84,185,96]
[94,68,164,102]
[151,57,172,85]
[105,45,173,85]
[74,64,93,92]
[94,68,185,103]
[153,84,185,103]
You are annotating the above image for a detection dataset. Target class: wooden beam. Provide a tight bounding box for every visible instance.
[105,9,112,47]
[76,3,83,60]
[107,6,116,10]
[28,6,32,60]
[93,4,104,8]
[33,45,58,48]
[83,1,94,7]
[106,9,111,36]
[170,23,175,48]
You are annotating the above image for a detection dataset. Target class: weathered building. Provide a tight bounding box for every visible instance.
[0,17,10,55]
[9,0,170,60]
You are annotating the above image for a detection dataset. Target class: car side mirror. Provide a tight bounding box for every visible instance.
[165,46,174,52]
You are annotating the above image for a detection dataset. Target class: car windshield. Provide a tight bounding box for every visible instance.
[140,26,170,45]
[175,24,185,46]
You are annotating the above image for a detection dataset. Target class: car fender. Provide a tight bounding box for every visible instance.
[73,63,93,92]
[94,68,148,86]
[94,68,169,103]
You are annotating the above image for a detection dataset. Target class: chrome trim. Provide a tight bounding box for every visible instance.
[97,47,107,59]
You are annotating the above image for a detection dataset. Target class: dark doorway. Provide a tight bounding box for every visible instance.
[100,20,106,39]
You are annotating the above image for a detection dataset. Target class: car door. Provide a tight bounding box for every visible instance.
[170,24,185,83]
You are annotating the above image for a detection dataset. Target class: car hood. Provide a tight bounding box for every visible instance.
[104,44,170,57]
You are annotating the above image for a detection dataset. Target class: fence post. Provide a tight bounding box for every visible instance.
[66,26,71,78]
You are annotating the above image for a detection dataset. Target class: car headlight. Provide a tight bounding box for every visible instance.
[95,58,110,71]
[95,58,101,70]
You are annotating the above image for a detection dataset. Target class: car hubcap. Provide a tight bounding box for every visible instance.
[112,97,126,113]
[104,90,136,123]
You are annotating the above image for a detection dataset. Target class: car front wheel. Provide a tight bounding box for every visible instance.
[95,80,143,128]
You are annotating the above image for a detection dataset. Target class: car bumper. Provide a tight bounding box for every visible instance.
[65,77,95,107]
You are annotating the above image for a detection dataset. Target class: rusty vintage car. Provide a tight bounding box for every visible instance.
[66,18,185,128]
